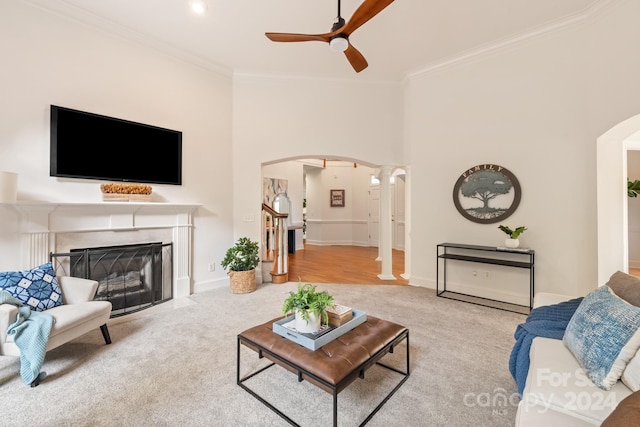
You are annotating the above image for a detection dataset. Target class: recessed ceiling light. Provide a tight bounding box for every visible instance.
[190,0,208,14]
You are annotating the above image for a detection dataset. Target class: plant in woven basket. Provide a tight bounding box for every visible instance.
[221,237,260,272]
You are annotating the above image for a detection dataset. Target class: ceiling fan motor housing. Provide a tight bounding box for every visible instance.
[331,17,346,32]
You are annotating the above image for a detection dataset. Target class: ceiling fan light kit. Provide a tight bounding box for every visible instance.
[329,36,349,52]
[265,0,395,73]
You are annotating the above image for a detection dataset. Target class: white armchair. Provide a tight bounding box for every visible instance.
[0,276,112,357]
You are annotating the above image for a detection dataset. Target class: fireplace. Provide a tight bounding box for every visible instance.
[51,242,173,317]
[14,201,198,302]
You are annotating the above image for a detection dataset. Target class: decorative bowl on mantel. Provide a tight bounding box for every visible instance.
[100,183,152,202]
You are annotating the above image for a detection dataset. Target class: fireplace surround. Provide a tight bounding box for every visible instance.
[13,202,200,310]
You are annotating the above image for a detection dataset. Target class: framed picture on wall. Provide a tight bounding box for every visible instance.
[330,189,345,207]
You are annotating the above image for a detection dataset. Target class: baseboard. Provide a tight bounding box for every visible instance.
[303,240,369,246]
[193,277,228,294]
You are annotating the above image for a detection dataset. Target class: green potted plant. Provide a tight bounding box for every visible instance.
[498,225,527,248]
[629,179,640,198]
[221,237,260,294]
[282,283,335,333]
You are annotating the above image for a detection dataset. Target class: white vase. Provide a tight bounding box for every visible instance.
[294,310,321,333]
[505,238,520,248]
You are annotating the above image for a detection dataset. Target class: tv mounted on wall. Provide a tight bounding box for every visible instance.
[50,105,182,185]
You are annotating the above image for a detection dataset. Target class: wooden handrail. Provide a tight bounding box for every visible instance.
[262,203,287,218]
[261,203,288,283]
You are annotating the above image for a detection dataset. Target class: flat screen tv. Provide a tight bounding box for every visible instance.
[50,105,182,185]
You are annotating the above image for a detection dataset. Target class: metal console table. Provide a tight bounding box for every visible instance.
[436,242,534,314]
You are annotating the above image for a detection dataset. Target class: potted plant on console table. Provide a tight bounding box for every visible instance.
[221,237,260,294]
[498,225,527,249]
[282,283,335,333]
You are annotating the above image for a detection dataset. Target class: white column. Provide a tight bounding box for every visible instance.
[401,165,411,281]
[27,232,51,268]
[172,214,193,298]
[16,204,56,269]
[378,166,396,280]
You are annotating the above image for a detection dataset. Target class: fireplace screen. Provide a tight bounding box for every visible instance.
[50,242,172,317]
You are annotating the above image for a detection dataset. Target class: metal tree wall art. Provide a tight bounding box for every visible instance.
[452,164,521,224]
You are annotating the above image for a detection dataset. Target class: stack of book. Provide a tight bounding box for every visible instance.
[327,304,353,326]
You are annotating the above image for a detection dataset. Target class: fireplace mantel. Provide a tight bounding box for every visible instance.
[14,201,201,233]
[12,201,201,298]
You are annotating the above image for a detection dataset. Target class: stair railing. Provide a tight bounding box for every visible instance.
[262,203,288,283]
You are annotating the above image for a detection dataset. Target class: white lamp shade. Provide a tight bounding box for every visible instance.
[0,172,17,203]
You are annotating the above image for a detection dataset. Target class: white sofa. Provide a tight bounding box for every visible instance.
[515,292,633,426]
[0,276,112,357]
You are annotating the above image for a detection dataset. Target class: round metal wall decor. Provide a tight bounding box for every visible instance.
[452,164,521,224]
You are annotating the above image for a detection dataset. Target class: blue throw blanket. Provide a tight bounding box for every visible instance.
[1,289,53,385]
[509,297,583,396]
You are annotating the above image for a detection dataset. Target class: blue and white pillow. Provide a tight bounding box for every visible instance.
[0,262,63,311]
[563,285,640,390]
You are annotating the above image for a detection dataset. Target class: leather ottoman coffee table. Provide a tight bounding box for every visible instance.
[237,315,409,426]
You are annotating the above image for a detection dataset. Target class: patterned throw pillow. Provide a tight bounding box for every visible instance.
[563,285,640,390]
[0,262,63,311]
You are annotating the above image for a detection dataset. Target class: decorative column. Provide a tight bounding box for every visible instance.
[401,165,411,281]
[16,204,56,269]
[378,166,395,280]
[173,214,193,298]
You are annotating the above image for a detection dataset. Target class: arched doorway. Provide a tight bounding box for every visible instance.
[261,156,410,284]
[596,113,640,284]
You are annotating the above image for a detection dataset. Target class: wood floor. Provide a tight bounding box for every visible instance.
[286,243,408,285]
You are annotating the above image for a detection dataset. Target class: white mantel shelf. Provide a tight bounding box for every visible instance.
[13,200,201,213]
[13,201,202,233]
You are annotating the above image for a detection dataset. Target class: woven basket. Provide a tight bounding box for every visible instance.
[229,269,256,294]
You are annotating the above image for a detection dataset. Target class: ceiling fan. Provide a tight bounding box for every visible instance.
[265,0,395,73]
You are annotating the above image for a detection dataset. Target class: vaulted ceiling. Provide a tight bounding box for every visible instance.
[24,0,601,81]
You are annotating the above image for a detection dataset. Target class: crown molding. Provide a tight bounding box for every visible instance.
[405,0,618,80]
[20,0,233,77]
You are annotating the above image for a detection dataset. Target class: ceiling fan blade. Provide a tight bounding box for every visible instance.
[342,0,394,36]
[344,43,368,73]
[265,32,330,43]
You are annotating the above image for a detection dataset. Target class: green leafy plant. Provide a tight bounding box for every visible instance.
[498,225,527,239]
[221,237,260,272]
[629,179,640,198]
[282,283,335,325]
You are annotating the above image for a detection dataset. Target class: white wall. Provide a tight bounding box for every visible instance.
[232,75,403,248]
[405,0,640,298]
[304,162,372,246]
[0,1,233,292]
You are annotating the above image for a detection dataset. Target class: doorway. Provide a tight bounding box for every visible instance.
[596,113,640,284]
[262,157,408,283]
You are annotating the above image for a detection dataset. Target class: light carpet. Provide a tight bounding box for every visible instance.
[0,283,524,426]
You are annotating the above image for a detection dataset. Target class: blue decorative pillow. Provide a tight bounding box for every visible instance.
[563,286,640,390]
[0,262,63,311]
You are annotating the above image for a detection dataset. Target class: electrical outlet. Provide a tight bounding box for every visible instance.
[243,214,255,222]
[484,271,490,279]
[208,262,215,272]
